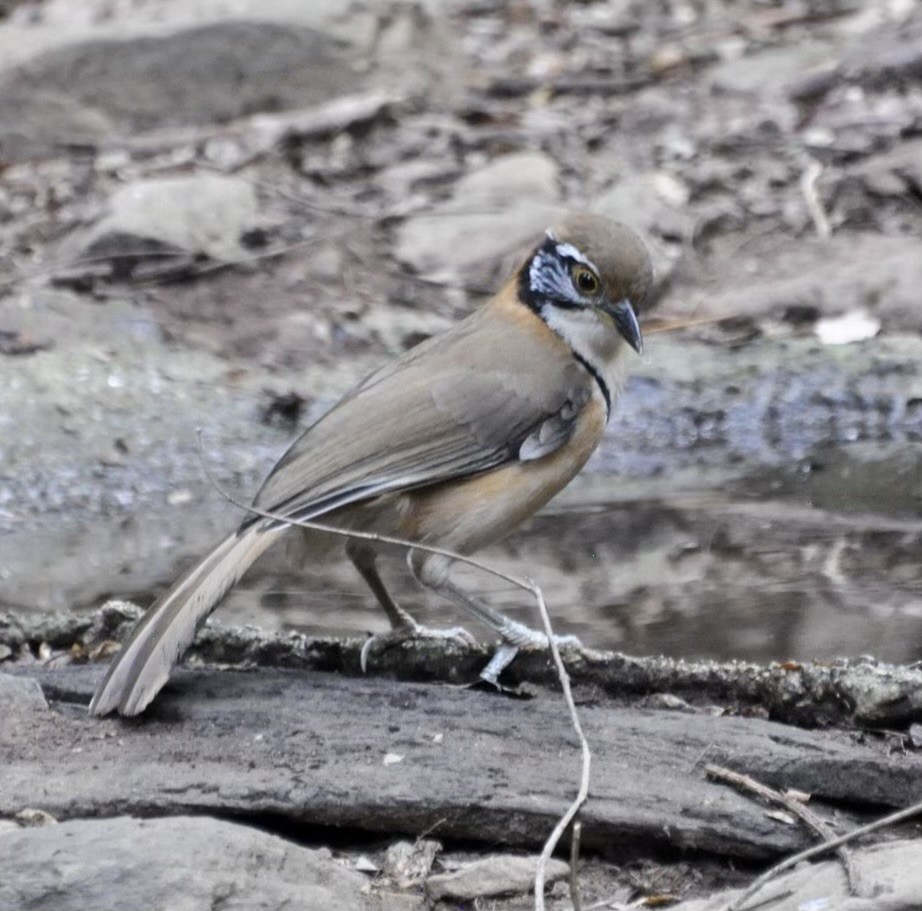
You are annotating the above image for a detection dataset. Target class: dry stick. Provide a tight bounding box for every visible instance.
[0,248,185,291]
[0,235,326,292]
[643,314,750,335]
[801,159,831,240]
[704,764,859,896]
[720,799,922,911]
[532,585,592,911]
[197,440,592,908]
[569,820,583,911]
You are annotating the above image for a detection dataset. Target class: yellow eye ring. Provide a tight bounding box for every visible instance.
[572,265,600,296]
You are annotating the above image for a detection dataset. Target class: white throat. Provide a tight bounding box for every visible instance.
[540,304,634,414]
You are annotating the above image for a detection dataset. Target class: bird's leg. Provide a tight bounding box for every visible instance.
[347,538,418,633]
[346,539,475,671]
[409,551,582,685]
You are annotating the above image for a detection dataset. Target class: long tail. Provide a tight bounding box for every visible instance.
[89,521,284,716]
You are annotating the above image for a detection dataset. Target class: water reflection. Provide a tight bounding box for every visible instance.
[236,443,922,665]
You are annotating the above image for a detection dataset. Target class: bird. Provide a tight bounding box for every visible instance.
[89,213,653,716]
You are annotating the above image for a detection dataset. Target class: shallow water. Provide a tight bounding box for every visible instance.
[220,440,922,666]
[6,336,922,665]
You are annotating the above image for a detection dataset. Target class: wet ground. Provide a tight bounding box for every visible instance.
[5,326,922,665]
[1,0,921,666]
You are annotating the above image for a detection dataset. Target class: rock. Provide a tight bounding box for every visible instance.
[0,815,371,911]
[707,43,833,96]
[381,839,441,887]
[670,232,922,333]
[77,175,260,266]
[840,17,922,88]
[395,151,561,281]
[847,138,922,198]
[0,673,48,711]
[0,22,359,160]
[672,838,922,911]
[15,808,57,826]
[0,6,457,161]
[426,855,569,900]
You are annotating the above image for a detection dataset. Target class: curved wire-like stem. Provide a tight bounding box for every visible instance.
[198,439,592,908]
[530,581,591,911]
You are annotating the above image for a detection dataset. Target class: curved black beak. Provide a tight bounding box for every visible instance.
[602,298,643,354]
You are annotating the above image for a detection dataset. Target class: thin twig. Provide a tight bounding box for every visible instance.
[569,820,583,911]
[704,764,858,896]
[0,235,326,292]
[196,431,593,910]
[127,236,327,287]
[643,314,752,335]
[800,159,831,240]
[720,798,922,911]
[533,581,592,911]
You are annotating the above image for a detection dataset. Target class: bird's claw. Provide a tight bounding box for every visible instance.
[498,618,583,652]
[478,626,584,685]
[360,623,477,672]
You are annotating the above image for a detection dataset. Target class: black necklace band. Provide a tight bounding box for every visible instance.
[572,351,611,416]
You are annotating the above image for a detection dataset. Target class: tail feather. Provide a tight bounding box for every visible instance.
[89,522,283,716]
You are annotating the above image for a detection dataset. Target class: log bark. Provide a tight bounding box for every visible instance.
[4,659,922,862]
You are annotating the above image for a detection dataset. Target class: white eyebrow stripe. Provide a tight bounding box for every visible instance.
[554,241,599,273]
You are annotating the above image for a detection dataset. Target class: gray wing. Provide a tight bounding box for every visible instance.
[253,307,592,521]
[87,303,592,717]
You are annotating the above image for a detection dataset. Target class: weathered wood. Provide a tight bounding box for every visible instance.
[4,663,922,862]
[6,605,922,728]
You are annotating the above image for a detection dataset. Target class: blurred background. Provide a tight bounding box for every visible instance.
[1,0,920,663]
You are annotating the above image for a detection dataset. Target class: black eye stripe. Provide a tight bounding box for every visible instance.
[522,237,599,312]
[539,237,597,274]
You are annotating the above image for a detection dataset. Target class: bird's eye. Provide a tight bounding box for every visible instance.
[572,265,600,296]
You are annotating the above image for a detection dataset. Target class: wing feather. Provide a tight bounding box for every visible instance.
[253,302,593,520]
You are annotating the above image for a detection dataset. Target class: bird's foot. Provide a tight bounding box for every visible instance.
[360,621,477,672]
[478,622,583,686]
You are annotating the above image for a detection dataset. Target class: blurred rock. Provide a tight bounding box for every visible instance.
[0,674,48,712]
[426,855,569,900]
[840,16,922,88]
[15,808,57,827]
[0,815,371,911]
[674,232,922,332]
[805,86,921,160]
[672,838,922,911]
[75,174,260,268]
[381,839,441,888]
[789,15,922,103]
[708,43,832,96]
[847,138,922,197]
[395,151,561,281]
[0,3,457,161]
[0,23,359,161]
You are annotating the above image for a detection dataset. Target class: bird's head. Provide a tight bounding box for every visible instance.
[520,214,652,355]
